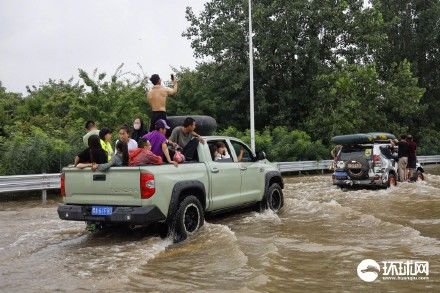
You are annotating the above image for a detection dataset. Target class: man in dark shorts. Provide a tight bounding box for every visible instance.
[406,135,417,181]
[147,74,178,134]
[394,135,409,181]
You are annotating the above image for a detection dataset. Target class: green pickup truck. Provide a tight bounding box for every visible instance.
[58,136,284,242]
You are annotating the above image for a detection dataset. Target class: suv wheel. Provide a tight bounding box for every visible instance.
[387,174,397,188]
[170,195,204,243]
[417,170,425,181]
[260,183,284,212]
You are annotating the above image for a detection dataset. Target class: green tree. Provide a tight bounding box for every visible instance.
[305,62,386,143]
[183,0,387,129]
[0,66,152,175]
[0,82,23,136]
[219,126,328,161]
[375,0,440,128]
[0,124,74,175]
[305,60,425,143]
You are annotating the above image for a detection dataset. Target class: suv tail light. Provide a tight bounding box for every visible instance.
[373,154,381,166]
[140,173,155,199]
[60,173,66,197]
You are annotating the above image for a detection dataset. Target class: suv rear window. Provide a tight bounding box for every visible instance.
[339,145,372,161]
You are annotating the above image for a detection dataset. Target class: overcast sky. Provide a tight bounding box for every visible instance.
[0,0,207,93]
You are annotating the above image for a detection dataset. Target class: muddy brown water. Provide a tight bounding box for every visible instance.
[1,166,440,292]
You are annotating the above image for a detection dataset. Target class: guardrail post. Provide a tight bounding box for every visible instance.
[42,189,47,204]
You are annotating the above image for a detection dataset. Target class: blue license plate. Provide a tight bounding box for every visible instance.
[91,206,113,216]
[335,171,348,179]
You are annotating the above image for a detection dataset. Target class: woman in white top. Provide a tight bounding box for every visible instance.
[115,125,138,153]
[214,142,231,160]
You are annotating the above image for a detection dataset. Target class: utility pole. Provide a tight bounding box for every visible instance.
[248,0,256,153]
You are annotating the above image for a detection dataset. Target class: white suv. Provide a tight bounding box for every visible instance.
[332,143,398,188]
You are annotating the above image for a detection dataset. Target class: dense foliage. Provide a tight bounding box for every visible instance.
[1,0,440,175]
[0,69,149,175]
[219,126,328,161]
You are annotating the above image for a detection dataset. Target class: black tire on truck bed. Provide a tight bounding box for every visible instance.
[168,115,217,136]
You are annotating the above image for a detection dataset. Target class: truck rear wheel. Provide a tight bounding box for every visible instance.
[170,195,204,243]
[260,183,284,212]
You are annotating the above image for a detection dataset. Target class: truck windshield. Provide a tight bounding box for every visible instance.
[339,146,372,160]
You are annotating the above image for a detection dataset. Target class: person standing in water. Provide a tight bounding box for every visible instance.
[147,73,178,134]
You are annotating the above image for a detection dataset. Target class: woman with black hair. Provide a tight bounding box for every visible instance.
[99,127,113,161]
[92,140,129,172]
[74,134,108,168]
[131,117,147,143]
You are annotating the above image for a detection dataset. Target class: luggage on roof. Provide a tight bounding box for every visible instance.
[367,132,396,141]
[331,132,396,145]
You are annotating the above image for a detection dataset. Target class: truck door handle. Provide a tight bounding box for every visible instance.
[240,166,247,171]
[211,167,219,173]
[93,174,106,181]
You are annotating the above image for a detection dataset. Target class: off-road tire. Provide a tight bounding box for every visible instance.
[417,170,425,181]
[169,195,204,243]
[168,116,217,136]
[259,183,284,212]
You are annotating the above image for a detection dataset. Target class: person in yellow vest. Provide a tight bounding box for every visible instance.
[99,127,113,161]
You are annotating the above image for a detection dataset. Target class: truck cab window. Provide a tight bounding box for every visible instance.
[208,140,233,163]
[230,141,254,162]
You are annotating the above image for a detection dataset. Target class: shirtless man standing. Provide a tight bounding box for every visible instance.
[147,73,178,133]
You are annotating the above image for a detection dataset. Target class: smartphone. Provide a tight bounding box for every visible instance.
[170,74,175,81]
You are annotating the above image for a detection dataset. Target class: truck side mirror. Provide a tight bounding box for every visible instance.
[256,151,266,161]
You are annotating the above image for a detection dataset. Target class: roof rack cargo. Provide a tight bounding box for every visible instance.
[331,132,396,145]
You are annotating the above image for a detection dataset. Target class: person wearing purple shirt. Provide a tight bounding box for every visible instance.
[143,119,178,167]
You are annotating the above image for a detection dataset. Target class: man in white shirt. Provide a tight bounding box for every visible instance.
[82,120,100,147]
[115,125,138,152]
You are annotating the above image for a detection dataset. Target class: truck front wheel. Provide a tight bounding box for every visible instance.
[260,183,284,212]
[170,195,204,243]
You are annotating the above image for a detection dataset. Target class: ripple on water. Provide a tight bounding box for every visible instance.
[2,170,440,292]
[240,209,282,225]
[280,181,440,258]
[66,236,173,280]
[122,222,255,291]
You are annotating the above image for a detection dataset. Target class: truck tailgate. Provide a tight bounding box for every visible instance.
[64,167,142,206]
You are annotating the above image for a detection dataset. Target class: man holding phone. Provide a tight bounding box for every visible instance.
[147,73,178,135]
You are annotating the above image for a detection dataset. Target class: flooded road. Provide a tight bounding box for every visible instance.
[1,167,440,292]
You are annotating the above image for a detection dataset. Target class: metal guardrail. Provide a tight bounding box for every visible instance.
[0,155,439,202]
[416,155,440,164]
[277,160,333,173]
[277,155,440,173]
[0,173,61,203]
